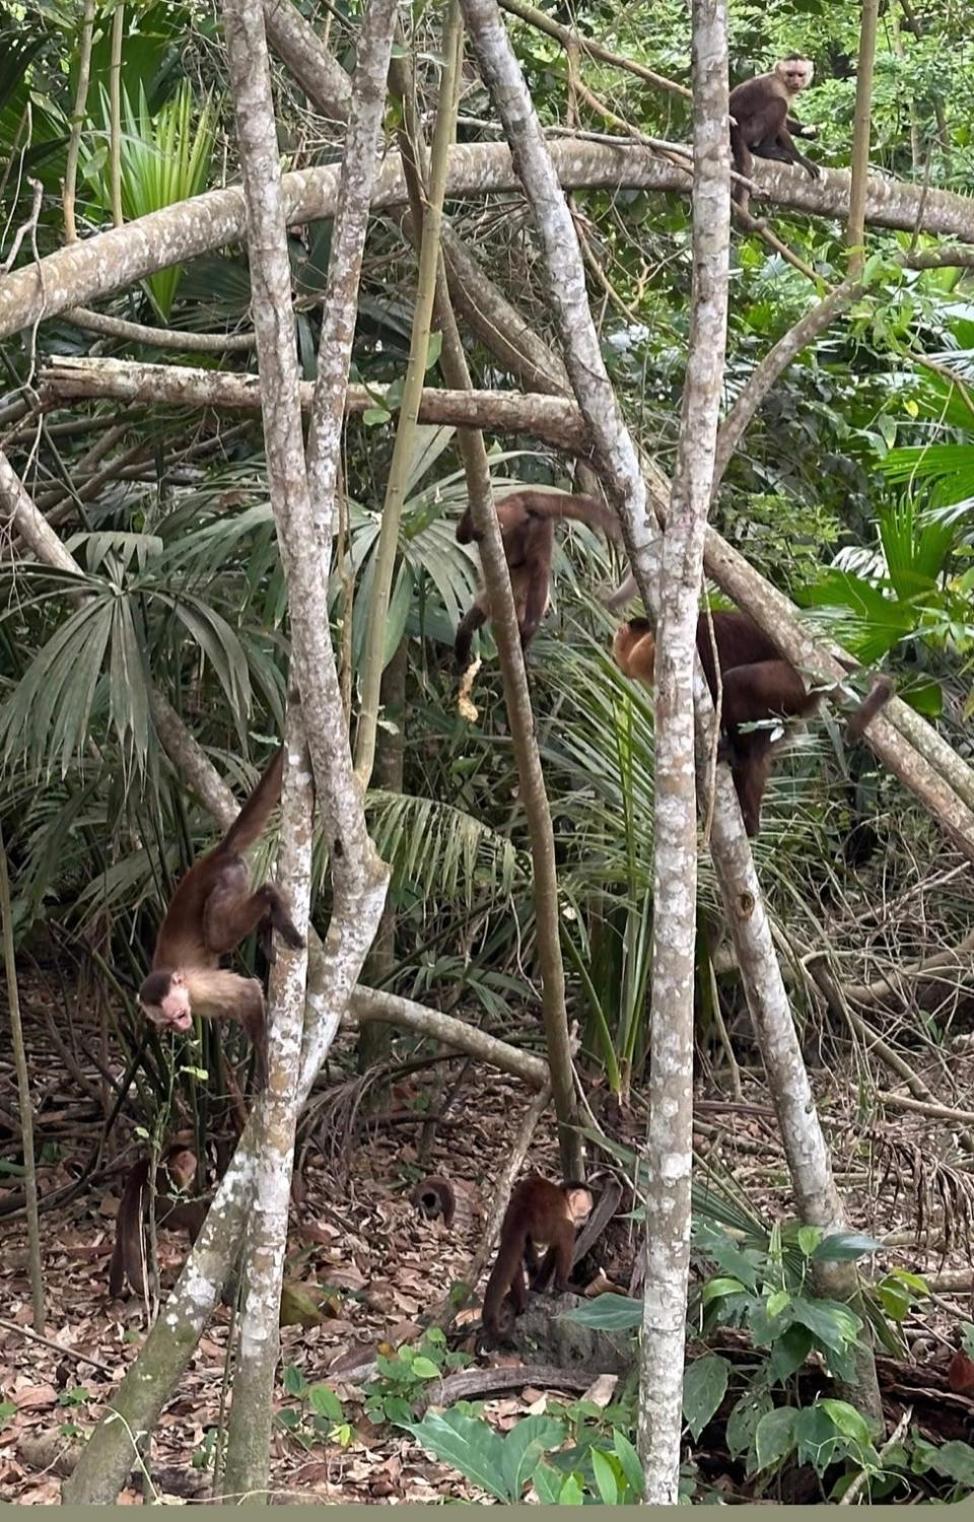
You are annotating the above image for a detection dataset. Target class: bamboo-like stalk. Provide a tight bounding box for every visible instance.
[63,0,97,242]
[109,5,125,229]
[847,0,880,273]
[352,14,459,786]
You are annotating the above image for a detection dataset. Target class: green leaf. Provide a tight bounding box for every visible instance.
[817,1399,873,1445]
[562,1294,641,1331]
[797,1226,822,1258]
[753,1406,799,1474]
[531,1460,565,1504]
[556,1471,584,1504]
[726,1385,773,1460]
[682,1354,730,1442]
[789,1296,862,1354]
[811,1232,883,1263]
[913,1439,974,1486]
[700,1276,748,1304]
[308,1385,343,1421]
[590,1448,618,1505]
[499,1415,566,1500]
[768,1324,813,1383]
[283,1364,306,1396]
[401,1410,510,1501]
[612,1428,645,1499]
[410,1356,441,1380]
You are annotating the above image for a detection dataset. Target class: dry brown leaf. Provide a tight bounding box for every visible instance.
[13,1385,57,1412]
[581,1373,618,1408]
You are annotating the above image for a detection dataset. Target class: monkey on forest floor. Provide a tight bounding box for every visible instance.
[109,1145,207,1299]
[612,610,893,837]
[729,56,820,214]
[455,490,621,672]
[138,746,305,1085]
[481,1176,594,1345]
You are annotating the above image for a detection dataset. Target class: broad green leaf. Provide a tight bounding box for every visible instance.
[308,1385,343,1421]
[726,1385,773,1460]
[768,1324,813,1383]
[410,1356,440,1379]
[401,1410,509,1501]
[812,1231,883,1263]
[752,1406,798,1474]
[682,1354,729,1441]
[562,1294,641,1331]
[612,1428,644,1498]
[789,1296,862,1353]
[499,1415,566,1501]
[590,1448,618,1505]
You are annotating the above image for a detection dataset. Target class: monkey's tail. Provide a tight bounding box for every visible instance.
[481,1233,523,1339]
[512,490,623,543]
[845,676,894,742]
[109,1158,150,1297]
[602,573,638,610]
[221,746,286,855]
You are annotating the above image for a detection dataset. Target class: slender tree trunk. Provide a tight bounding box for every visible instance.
[847,0,880,272]
[0,825,46,1330]
[358,639,407,1071]
[637,0,730,1498]
[222,716,313,1501]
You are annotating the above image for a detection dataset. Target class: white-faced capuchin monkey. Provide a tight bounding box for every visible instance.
[612,612,893,838]
[138,746,305,1085]
[481,1175,594,1344]
[729,55,820,214]
[454,491,621,671]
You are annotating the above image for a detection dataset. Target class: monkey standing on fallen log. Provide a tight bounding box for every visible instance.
[480,1176,594,1345]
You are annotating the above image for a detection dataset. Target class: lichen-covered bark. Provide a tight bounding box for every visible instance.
[636,0,730,1499]
[3,142,974,341]
[222,721,312,1501]
[217,0,394,1491]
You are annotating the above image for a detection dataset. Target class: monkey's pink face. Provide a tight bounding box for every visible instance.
[779,60,813,89]
[143,973,193,1033]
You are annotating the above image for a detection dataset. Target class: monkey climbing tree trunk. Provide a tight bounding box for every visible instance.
[636,0,730,1499]
[389,3,583,1177]
[456,0,883,1432]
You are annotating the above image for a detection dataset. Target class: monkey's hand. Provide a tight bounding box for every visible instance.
[805,161,821,178]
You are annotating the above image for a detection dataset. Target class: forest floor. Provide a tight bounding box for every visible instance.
[1,977,973,1504]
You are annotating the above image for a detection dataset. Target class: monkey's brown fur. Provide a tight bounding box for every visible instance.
[139,746,304,1084]
[613,611,892,837]
[455,491,620,671]
[109,1146,207,1299]
[481,1176,593,1343]
[729,56,820,213]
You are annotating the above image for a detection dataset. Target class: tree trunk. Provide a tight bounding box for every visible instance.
[637,0,730,1498]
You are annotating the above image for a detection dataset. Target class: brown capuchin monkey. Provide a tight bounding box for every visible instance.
[729,56,820,213]
[138,746,305,1084]
[612,611,893,838]
[109,1144,207,1299]
[481,1175,594,1343]
[454,490,621,671]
